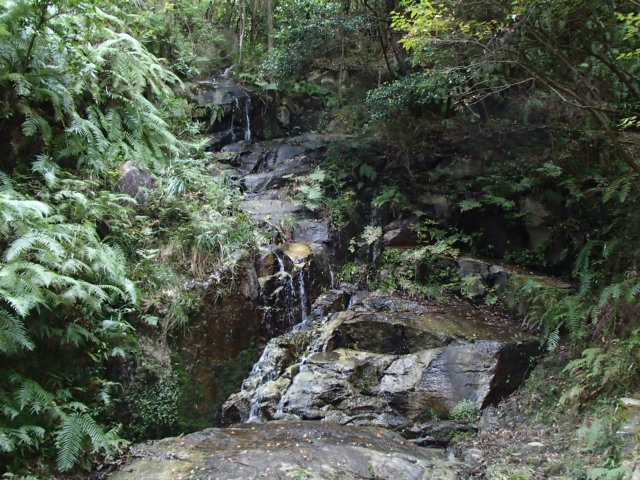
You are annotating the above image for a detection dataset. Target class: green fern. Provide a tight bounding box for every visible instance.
[55,412,122,471]
[11,376,56,416]
[603,174,637,203]
[0,308,34,354]
[0,425,46,453]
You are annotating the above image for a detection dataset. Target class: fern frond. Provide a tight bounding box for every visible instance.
[12,376,55,415]
[65,323,100,347]
[4,232,65,262]
[603,174,637,203]
[20,109,52,142]
[13,425,46,446]
[0,307,34,354]
[55,413,85,471]
[546,327,560,351]
[573,240,599,278]
[0,286,38,317]
[597,282,623,309]
[0,431,15,453]
[55,412,113,471]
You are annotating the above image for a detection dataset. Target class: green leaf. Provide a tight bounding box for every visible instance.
[458,199,482,212]
[358,163,377,182]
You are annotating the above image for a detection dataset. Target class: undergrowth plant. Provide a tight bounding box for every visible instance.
[0,1,263,475]
[0,178,133,473]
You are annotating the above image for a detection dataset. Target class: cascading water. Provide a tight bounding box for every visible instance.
[243,94,252,141]
[230,94,252,143]
[258,250,299,337]
[294,269,310,330]
[246,346,281,422]
[199,77,253,150]
[243,250,315,421]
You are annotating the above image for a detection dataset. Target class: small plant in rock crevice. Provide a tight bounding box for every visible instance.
[450,399,479,424]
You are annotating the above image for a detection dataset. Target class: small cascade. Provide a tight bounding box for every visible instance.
[293,269,310,332]
[241,249,316,421]
[243,93,252,141]
[246,347,277,422]
[258,250,301,337]
[195,76,254,150]
[273,393,286,419]
[227,89,252,143]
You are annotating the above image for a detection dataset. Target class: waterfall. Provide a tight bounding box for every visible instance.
[246,347,277,422]
[244,250,314,421]
[296,269,310,328]
[231,92,252,143]
[243,93,252,141]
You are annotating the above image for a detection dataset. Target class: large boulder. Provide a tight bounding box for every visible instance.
[241,192,315,225]
[294,220,331,244]
[223,292,539,430]
[280,338,537,425]
[221,290,353,424]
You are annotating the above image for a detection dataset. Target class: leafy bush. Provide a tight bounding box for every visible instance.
[450,399,479,424]
[365,72,451,124]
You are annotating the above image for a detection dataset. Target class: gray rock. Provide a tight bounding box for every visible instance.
[117,161,155,205]
[255,246,294,277]
[383,223,418,247]
[406,421,476,447]
[294,220,331,244]
[280,349,395,421]
[521,196,552,250]
[525,441,545,449]
[242,154,321,193]
[277,104,291,127]
[241,197,314,225]
[456,257,491,278]
[438,157,484,179]
[327,298,535,355]
[110,421,463,480]
[418,193,453,222]
[276,143,306,162]
[461,447,484,464]
[192,81,248,108]
[223,291,538,434]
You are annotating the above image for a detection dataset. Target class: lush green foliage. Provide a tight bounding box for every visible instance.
[263,0,370,81]
[0,176,134,472]
[373,0,640,373]
[0,1,261,475]
[125,0,227,77]
[0,0,183,174]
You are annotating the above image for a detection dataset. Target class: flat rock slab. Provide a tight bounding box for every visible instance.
[241,198,314,223]
[109,421,461,480]
[330,295,537,355]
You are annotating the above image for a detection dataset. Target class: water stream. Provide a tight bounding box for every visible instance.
[245,250,315,422]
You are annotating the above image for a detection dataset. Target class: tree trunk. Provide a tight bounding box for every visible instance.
[267,0,274,50]
[238,0,246,62]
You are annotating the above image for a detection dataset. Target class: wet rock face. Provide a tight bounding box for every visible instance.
[175,244,332,424]
[222,291,539,429]
[231,134,352,247]
[174,258,262,423]
[110,421,462,480]
[256,242,332,338]
[190,81,257,149]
